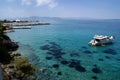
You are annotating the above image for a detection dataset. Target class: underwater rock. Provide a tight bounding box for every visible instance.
[53,53,62,59]
[61,60,69,65]
[49,42,59,46]
[46,52,53,55]
[81,46,88,49]
[116,58,120,61]
[103,48,117,55]
[75,65,86,72]
[70,52,80,57]
[45,40,49,42]
[92,67,102,74]
[98,58,104,61]
[70,61,79,66]
[52,64,59,68]
[46,56,52,60]
[57,72,62,75]
[49,42,62,50]
[93,51,98,53]
[40,45,50,50]
[68,63,75,68]
[83,50,92,54]
[105,56,111,59]
[92,76,98,80]
[68,60,80,68]
[93,64,97,67]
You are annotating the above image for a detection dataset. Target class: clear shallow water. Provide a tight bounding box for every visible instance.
[8,19,120,80]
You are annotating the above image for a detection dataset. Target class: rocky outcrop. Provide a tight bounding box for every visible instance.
[3,39,19,51]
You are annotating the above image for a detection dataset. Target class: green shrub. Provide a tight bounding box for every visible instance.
[12,57,35,79]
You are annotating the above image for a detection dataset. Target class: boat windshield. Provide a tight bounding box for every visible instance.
[95,39,100,42]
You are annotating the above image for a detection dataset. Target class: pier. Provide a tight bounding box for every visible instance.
[3,20,50,26]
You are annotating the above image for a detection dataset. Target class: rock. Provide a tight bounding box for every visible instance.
[75,65,86,72]
[83,50,92,54]
[92,76,98,80]
[40,45,50,50]
[105,56,111,59]
[39,68,46,73]
[92,67,102,74]
[3,40,19,51]
[61,60,69,65]
[52,64,59,68]
[98,58,104,61]
[45,56,52,60]
[81,46,87,49]
[11,51,21,57]
[70,51,80,57]
[57,72,62,75]
[103,48,117,55]
[7,64,15,69]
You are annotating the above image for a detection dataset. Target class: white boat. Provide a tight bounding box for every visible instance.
[89,35,114,46]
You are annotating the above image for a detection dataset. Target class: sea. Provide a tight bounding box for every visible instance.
[7,19,120,80]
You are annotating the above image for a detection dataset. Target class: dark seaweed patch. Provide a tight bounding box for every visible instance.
[46,52,53,55]
[40,45,50,50]
[75,65,86,72]
[68,60,81,69]
[61,60,69,65]
[41,42,65,60]
[83,50,92,54]
[52,64,59,68]
[53,53,63,59]
[92,76,98,80]
[49,42,59,46]
[93,51,97,53]
[92,67,102,74]
[46,56,52,60]
[45,40,49,42]
[81,46,88,49]
[68,64,75,68]
[98,58,104,61]
[103,48,117,55]
[116,58,120,61]
[68,61,78,68]
[105,56,111,59]
[70,52,80,57]
[93,64,97,67]
[57,72,62,75]
[41,42,88,73]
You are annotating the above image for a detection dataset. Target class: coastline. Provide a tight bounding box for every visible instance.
[2,19,120,80]
[0,22,36,80]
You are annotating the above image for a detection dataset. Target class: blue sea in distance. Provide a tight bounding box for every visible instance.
[7,19,120,80]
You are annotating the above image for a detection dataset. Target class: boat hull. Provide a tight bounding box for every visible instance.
[89,36,114,46]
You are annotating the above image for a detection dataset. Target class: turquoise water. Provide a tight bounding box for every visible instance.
[8,19,120,80]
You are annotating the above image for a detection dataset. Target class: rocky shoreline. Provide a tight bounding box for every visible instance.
[0,22,36,80]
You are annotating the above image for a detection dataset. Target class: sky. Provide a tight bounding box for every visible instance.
[0,0,120,19]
